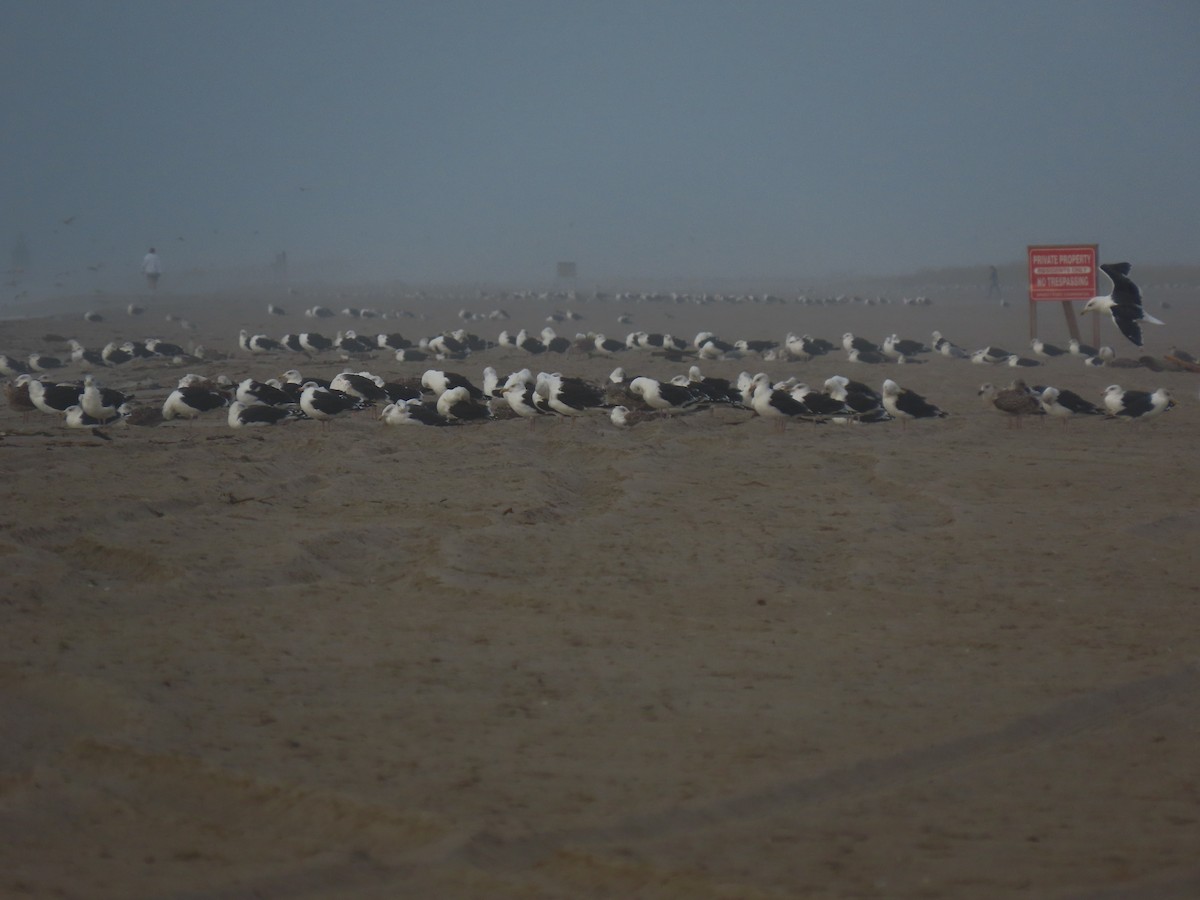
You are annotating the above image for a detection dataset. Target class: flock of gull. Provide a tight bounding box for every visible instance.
[0,262,1186,433]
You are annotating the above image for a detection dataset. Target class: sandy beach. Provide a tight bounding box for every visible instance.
[3,283,1199,899]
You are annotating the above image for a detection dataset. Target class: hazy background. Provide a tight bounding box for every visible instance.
[3,0,1198,298]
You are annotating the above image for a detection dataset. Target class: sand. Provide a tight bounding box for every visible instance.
[2,284,1199,899]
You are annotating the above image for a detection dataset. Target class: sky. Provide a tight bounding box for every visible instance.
[2,0,1198,293]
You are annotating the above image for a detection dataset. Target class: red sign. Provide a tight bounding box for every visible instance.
[1028,244,1097,301]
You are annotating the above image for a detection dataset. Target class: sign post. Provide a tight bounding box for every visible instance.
[1027,244,1100,345]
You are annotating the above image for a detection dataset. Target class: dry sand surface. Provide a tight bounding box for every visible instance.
[2,284,1200,899]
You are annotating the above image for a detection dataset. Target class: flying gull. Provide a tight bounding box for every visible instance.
[1080,262,1163,347]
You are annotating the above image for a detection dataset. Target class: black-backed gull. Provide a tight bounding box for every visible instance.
[28,353,64,372]
[142,338,183,358]
[842,333,881,355]
[537,373,606,417]
[299,384,362,423]
[163,386,230,420]
[299,332,334,353]
[81,375,133,421]
[847,347,887,364]
[1005,354,1041,368]
[330,371,389,403]
[628,376,705,412]
[749,373,811,425]
[881,379,947,422]
[1030,338,1066,358]
[227,401,300,427]
[421,369,484,400]
[27,378,82,414]
[971,346,1010,365]
[502,383,552,420]
[380,400,454,426]
[64,404,123,428]
[1080,263,1163,347]
[684,366,740,405]
[0,354,31,377]
[1102,385,1175,420]
[376,332,413,351]
[593,333,626,355]
[436,386,492,422]
[1037,386,1103,423]
[67,340,106,367]
[788,383,850,417]
[609,405,660,427]
[931,331,969,359]
[235,378,294,407]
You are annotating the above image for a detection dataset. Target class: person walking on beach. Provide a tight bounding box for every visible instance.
[142,247,162,291]
[987,265,1002,303]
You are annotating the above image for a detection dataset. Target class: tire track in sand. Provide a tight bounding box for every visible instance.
[450,663,1200,868]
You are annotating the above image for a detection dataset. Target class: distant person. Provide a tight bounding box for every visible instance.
[987,265,1001,302]
[142,247,162,290]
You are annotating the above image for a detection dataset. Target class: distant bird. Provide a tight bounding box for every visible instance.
[609,405,657,427]
[1068,338,1098,358]
[1102,385,1175,420]
[240,330,283,353]
[971,346,1010,365]
[842,333,881,357]
[267,303,287,316]
[881,379,947,423]
[94,342,128,367]
[299,332,333,353]
[931,331,969,359]
[0,354,32,377]
[376,332,412,351]
[847,347,887,364]
[144,337,187,358]
[1080,262,1163,347]
[1005,354,1041,368]
[883,334,929,358]
[27,353,64,372]
[334,330,373,353]
[593,333,626,355]
[395,347,430,362]
[540,327,572,354]
[1030,338,1066,358]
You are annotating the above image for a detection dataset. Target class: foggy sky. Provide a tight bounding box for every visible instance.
[3,1,1198,293]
